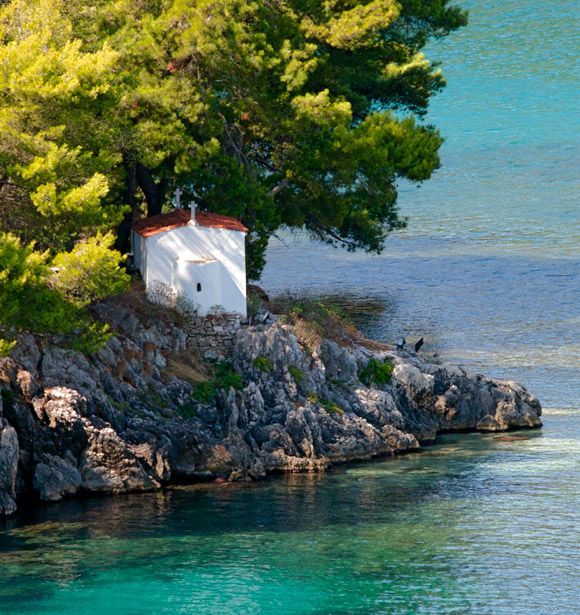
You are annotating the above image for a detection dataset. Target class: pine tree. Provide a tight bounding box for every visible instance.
[0,0,467,287]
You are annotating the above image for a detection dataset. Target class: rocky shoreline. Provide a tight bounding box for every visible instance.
[0,299,542,517]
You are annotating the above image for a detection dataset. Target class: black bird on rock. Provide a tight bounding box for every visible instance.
[396,337,406,351]
[414,337,424,353]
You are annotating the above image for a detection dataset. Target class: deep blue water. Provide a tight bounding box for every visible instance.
[1,2,578,613]
[263,0,580,414]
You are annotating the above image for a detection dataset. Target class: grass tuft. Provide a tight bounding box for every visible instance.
[193,381,217,404]
[359,358,393,387]
[254,356,273,373]
[289,365,304,384]
[269,294,389,353]
[321,399,345,415]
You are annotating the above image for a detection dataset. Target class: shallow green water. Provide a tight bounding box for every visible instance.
[1,1,579,613]
[1,418,578,614]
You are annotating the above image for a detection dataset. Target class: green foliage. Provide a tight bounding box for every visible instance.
[0,0,125,250]
[192,362,242,405]
[359,358,394,387]
[254,356,274,373]
[67,321,113,354]
[0,339,16,357]
[0,233,72,332]
[192,381,217,405]
[51,233,130,307]
[0,232,111,352]
[0,0,467,281]
[307,393,319,404]
[289,365,304,384]
[321,400,345,416]
[213,362,243,391]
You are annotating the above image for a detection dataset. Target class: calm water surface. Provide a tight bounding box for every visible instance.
[1,1,578,613]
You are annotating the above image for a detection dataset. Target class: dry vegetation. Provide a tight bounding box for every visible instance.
[164,353,210,385]
[103,286,392,388]
[263,292,391,353]
[102,282,188,329]
[98,284,211,385]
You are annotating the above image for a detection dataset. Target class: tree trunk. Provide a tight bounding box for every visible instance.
[115,162,138,254]
[136,163,168,217]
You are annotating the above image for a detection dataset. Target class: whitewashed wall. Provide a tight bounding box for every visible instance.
[173,258,222,315]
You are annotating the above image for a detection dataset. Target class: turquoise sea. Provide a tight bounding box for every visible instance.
[1,1,578,613]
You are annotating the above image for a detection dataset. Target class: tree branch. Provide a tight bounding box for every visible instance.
[115,160,138,253]
[267,177,289,197]
[310,220,360,249]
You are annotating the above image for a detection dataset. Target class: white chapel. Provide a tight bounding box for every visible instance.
[131,200,248,317]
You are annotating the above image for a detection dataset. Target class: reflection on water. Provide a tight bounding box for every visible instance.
[0,423,577,614]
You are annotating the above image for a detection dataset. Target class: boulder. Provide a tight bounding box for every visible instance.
[33,454,81,501]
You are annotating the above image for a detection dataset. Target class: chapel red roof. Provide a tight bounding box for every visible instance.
[132,209,248,237]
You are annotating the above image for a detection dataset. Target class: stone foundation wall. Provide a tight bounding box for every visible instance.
[143,281,243,362]
[183,313,242,361]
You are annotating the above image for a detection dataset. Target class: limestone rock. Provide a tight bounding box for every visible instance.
[0,418,19,516]
[0,304,542,516]
[33,454,81,502]
[80,426,160,493]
